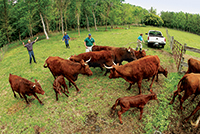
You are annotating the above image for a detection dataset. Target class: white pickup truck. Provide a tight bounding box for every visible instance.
[146,30,166,48]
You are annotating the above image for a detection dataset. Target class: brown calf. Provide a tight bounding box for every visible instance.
[169,73,200,110]
[9,74,45,105]
[111,90,158,124]
[53,75,69,101]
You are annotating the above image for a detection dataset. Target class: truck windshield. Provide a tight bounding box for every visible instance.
[149,31,162,36]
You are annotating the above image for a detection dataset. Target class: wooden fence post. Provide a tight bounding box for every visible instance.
[184,43,187,54]
[170,36,174,50]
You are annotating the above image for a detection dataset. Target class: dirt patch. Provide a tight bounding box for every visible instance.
[183,54,200,61]
[70,38,77,41]
[85,111,98,126]
[33,125,45,134]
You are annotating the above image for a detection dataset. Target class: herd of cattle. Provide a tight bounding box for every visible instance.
[8,45,200,126]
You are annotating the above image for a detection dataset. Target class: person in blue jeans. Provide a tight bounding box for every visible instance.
[23,37,39,65]
[62,32,70,48]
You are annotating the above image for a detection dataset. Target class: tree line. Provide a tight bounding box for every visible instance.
[0,0,199,47]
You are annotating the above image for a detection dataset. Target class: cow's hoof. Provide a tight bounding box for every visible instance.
[120,122,123,125]
[78,91,81,94]
[41,103,44,106]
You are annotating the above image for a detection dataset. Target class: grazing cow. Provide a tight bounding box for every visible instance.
[9,74,45,105]
[148,65,168,82]
[92,45,137,64]
[169,73,200,111]
[185,58,200,74]
[104,55,160,94]
[43,56,93,93]
[111,90,158,124]
[191,114,200,128]
[53,75,69,101]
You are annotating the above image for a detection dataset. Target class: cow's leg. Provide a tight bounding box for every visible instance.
[104,69,110,76]
[137,80,142,94]
[61,87,69,97]
[139,106,144,120]
[12,89,17,98]
[169,90,179,104]
[33,93,44,105]
[62,83,69,94]
[180,94,189,110]
[118,107,129,124]
[149,75,156,90]
[185,101,200,122]
[156,73,159,82]
[69,82,72,88]
[126,83,132,90]
[67,78,81,93]
[18,92,23,98]
[100,67,104,71]
[22,94,29,104]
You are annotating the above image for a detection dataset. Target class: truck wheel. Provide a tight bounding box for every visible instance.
[148,43,152,47]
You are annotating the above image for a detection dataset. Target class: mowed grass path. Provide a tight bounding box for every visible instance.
[0,26,200,133]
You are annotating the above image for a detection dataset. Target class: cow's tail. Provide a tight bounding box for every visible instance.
[43,60,48,68]
[177,74,188,97]
[111,98,120,110]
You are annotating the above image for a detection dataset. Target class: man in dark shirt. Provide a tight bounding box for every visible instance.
[23,37,39,65]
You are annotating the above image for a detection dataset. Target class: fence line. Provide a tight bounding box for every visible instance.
[166,28,200,72]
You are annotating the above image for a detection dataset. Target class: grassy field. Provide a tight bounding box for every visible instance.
[0,26,200,134]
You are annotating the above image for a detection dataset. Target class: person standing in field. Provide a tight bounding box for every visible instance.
[84,33,96,52]
[62,32,70,48]
[23,37,39,65]
[136,33,145,51]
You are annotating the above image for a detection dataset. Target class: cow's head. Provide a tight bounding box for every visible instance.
[149,89,159,103]
[126,47,137,61]
[164,68,168,78]
[104,63,121,79]
[32,79,45,95]
[134,50,146,59]
[80,59,93,76]
[69,54,80,62]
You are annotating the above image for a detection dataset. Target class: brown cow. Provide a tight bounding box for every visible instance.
[53,75,69,101]
[134,50,146,59]
[9,74,45,105]
[104,55,160,94]
[169,73,200,111]
[111,90,158,124]
[43,56,93,93]
[185,58,200,74]
[92,45,137,64]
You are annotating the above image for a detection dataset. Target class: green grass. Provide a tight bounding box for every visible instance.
[0,26,200,133]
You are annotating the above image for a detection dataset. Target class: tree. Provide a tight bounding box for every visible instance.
[149,7,156,15]
[144,13,164,27]
[75,0,82,36]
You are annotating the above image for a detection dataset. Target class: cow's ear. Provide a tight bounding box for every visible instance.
[35,79,37,83]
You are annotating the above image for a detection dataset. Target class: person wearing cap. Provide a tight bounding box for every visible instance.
[23,37,39,65]
[136,33,145,51]
[84,33,96,52]
[62,32,70,48]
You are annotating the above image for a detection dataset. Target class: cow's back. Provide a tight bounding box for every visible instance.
[181,73,200,93]
[115,55,160,78]
[186,58,200,74]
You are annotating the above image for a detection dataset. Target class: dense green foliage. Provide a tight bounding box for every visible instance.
[161,11,200,35]
[0,26,200,133]
[0,0,148,47]
[143,13,164,26]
